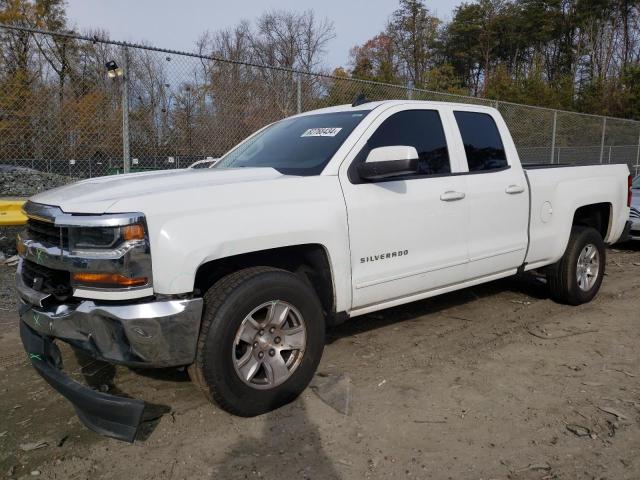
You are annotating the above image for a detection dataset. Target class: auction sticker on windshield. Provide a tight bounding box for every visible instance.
[301,127,342,137]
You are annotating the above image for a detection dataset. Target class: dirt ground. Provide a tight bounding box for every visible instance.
[1,244,640,480]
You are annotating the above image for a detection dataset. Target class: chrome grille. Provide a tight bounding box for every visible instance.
[21,259,72,300]
[26,218,69,248]
[631,207,640,219]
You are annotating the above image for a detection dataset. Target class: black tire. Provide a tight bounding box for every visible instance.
[547,226,606,305]
[188,266,325,416]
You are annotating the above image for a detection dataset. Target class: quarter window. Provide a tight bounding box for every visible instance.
[454,111,508,172]
[361,110,450,176]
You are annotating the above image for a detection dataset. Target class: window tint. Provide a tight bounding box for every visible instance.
[363,110,450,176]
[454,111,507,171]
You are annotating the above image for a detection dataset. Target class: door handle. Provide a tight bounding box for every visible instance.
[440,191,466,202]
[505,184,525,194]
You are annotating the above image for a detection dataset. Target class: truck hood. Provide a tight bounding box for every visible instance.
[30,167,285,213]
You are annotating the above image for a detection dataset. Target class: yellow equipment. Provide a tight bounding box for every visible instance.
[0,200,27,226]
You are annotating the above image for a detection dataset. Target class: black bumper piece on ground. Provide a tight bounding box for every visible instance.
[20,322,145,442]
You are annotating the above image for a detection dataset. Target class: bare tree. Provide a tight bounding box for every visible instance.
[251,10,334,71]
[386,0,441,87]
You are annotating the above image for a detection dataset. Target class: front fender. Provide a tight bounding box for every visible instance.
[133,176,352,313]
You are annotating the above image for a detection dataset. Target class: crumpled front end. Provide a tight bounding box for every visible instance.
[16,265,203,367]
[17,266,202,441]
[20,321,146,442]
[15,201,204,441]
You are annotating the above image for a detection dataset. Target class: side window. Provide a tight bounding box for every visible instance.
[363,110,450,176]
[454,111,507,172]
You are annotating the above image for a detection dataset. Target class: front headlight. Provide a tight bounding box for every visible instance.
[67,222,151,290]
[69,224,146,251]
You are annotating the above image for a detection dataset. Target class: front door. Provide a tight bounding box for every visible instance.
[340,107,469,310]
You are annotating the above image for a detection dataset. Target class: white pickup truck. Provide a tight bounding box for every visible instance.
[16,100,632,441]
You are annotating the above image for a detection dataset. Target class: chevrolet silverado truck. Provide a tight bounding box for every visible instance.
[16,100,633,441]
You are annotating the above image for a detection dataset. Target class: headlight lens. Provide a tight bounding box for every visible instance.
[72,226,119,249]
[70,223,145,251]
[69,221,151,290]
[122,224,145,241]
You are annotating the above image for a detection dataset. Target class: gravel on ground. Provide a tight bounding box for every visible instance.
[1,244,639,479]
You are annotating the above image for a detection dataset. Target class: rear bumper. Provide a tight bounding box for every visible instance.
[629,220,640,240]
[20,321,145,442]
[619,220,633,242]
[16,269,203,367]
[630,206,640,240]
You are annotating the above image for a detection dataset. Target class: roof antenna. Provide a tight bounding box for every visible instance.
[352,93,368,107]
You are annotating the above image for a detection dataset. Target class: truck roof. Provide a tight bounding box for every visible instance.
[297,99,497,117]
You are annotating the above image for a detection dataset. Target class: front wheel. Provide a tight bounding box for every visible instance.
[189,267,325,416]
[547,226,606,305]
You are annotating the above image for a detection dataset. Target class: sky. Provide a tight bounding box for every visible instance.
[65,0,459,69]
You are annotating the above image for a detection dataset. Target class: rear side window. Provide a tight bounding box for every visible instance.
[363,110,450,176]
[454,111,507,172]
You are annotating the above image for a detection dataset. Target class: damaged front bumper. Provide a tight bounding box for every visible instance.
[16,269,203,441]
[21,322,146,442]
[17,269,203,367]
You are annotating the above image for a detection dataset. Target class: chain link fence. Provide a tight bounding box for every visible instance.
[1,25,639,178]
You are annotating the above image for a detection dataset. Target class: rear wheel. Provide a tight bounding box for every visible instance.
[547,226,606,305]
[189,267,325,416]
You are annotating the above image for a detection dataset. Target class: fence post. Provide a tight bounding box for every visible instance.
[635,126,640,176]
[407,80,414,100]
[599,117,606,164]
[122,46,131,174]
[550,110,557,164]
[296,73,302,114]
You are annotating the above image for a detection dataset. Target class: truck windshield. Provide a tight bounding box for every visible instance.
[633,175,640,188]
[215,111,369,175]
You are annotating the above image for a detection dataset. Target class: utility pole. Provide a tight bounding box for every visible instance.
[122,46,131,174]
[599,117,606,164]
[296,73,302,114]
[550,111,557,164]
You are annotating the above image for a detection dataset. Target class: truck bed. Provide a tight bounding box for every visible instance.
[523,163,630,271]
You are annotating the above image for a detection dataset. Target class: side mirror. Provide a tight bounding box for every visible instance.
[357,146,419,181]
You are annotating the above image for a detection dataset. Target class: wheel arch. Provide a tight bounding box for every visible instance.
[572,202,612,240]
[193,244,340,324]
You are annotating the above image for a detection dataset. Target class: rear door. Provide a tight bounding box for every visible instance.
[339,105,469,310]
[451,109,529,278]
